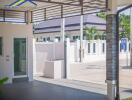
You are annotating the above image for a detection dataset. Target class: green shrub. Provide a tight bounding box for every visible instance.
[0,77,8,85]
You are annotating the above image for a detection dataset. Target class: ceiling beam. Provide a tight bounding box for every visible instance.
[33,0,105,8]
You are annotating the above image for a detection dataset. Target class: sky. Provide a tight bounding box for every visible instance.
[118,7,131,15]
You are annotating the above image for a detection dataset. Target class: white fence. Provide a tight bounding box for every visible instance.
[68,40,130,62]
[78,40,130,55]
[34,40,131,78]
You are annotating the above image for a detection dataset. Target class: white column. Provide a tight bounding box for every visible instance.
[80,15,84,62]
[75,39,80,62]
[61,18,65,42]
[26,11,32,24]
[33,38,37,76]
[130,8,132,67]
[64,38,70,79]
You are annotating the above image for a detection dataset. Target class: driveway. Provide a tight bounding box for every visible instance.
[0,81,107,100]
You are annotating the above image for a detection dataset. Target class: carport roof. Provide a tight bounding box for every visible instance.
[0,0,107,22]
[0,0,132,23]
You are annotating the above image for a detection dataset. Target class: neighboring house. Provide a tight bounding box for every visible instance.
[0,23,33,83]
[33,14,106,42]
[0,8,34,84]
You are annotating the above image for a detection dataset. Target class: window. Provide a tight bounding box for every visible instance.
[36,38,38,42]
[93,43,96,53]
[73,36,76,40]
[73,36,80,41]
[129,43,131,52]
[43,38,46,42]
[55,37,60,41]
[0,37,3,55]
[47,37,50,41]
[102,43,105,53]
[88,43,90,53]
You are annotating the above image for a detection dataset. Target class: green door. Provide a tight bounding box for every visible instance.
[14,38,27,76]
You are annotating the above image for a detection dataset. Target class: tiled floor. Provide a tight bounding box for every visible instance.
[0,81,107,100]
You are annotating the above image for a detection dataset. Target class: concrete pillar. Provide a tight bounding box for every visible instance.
[80,15,84,62]
[33,38,37,76]
[26,11,32,24]
[130,8,132,67]
[106,0,119,100]
[64,38,70,79]
[61,18,65,42]
[75,39,80,62]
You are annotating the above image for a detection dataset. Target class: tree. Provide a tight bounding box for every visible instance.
[84,26,99,40]
[119,14,130,39]
[97,12,130,39]
[96,12,106,19]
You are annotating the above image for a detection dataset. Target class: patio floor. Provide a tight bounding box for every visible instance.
[0,80,107,100]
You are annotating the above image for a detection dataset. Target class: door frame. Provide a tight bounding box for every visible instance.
[13,36,28,78]
[115,5,132,99]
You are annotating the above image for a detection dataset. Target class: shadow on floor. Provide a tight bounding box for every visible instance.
[0,81,107,100]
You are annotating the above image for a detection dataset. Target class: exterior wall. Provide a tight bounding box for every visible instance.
[35,42,64,77]
[34,30,105,42]
[34,32,61,42]
[0,23,33,83]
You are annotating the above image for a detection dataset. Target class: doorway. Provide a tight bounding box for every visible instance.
[14,38,27,77]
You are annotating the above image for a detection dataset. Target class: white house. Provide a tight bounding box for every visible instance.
[33,14,106,42]
[0,10,33,83]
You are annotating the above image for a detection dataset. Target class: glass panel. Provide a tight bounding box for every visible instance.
[14,38,26,76]
[0,37,3,55]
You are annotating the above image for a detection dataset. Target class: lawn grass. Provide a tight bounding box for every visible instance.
[125,97,132,100]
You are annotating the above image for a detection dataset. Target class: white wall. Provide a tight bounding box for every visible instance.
[34,32,61,42]
[35,42,64,76]
[0,23,33,83]
[34,31,80,42]
[69,40,130,63]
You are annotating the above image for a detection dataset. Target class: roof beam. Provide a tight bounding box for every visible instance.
[33,0,81,6]
[33,0,104,8]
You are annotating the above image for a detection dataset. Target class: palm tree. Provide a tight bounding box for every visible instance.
[96,12,130,39]
[119,14,130,39]
[84,26,99,40]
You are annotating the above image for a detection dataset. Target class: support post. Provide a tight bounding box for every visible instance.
[26,11,32,24]
[130,8,132,68]
[64,38,70,79]
[33,38,37,76]
[61,18,65,42]
[80,15,84,62]
[106,0,119,100]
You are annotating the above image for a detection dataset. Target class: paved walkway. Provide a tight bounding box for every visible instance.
[0,81,106,100]
[0,78,132,100]
[34,77,132,100]
[70,58,132,88]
